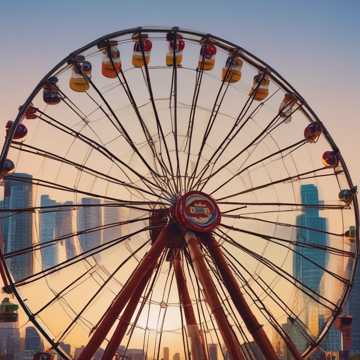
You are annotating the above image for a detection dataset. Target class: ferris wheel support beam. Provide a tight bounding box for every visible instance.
[101,268,153,360]
[77,224,169,360]
[184,231,244,360]
[173,251,209,360]
[204,234,286,360]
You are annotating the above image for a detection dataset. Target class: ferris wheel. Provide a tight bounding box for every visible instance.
[0,26,358,360]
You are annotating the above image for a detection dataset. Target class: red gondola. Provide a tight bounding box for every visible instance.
[304,122,322,143]
[322,150,339,168]
[166,32,185,66]
[198,40,216,71]
[19,102,38,119]
[279,93,298,122]
[6,120,27,140]
[132,33,152,68]
[43,76,61,105]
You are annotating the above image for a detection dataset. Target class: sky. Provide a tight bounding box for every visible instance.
[0,0,359,356]
[1,0,359,181]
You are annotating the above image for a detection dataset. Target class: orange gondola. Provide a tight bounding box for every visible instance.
[69,55,92,92]
[279,93,298,122]
[222,53,243,83]
[99,40,122,78]
[250,71,270,101]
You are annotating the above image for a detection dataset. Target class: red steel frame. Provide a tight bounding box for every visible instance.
[173,250,208,360]
[205,234,303,360]
[77,224,170,360]
[0,231,9,290]
[185,231,245,360]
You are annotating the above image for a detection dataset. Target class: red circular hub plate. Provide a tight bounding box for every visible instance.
[175,191,221,232]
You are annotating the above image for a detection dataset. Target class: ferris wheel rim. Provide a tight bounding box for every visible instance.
[0,26,358,359]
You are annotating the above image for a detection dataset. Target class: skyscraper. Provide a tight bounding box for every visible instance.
[0,297,21,360]
[208,343,218,360]
[77,198,102,253]
[23,326,44,359]
[103,201,121,245]
[56,201,77,260]
[163,346,170,360]
[349,259,360,354]
[3,173,33,282]
[39,194,58,269]
[293,184,328,293]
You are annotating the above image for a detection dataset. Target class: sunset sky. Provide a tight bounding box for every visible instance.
[0,0,359,357]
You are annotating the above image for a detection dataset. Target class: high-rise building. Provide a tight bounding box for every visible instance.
[126,348,145,360]
[293,184,328,293]
[0,297,21,360]
[173,353,180,360]
[208,343,218,360]
[77,198,102,253]
[23,326,44,359]
[56,201,77,260]
[2,173,33,281]
[163,346,170,360]
[59,341,71,357]
[103,201,121,245]
[39,195,58,269]
[349,260,360,354]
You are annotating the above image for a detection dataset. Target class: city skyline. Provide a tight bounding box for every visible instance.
[0,2,359,358]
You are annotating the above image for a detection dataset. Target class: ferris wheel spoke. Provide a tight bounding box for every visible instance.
[202,251,259,360]
[207,138,306,196]
[10,141,168,202]
[55,237,151,345]
[77,224,169,360]
[216,166,331,201]
[222,247,316,353]
[169,31,182,193]
[4,216,150,259]
[173,250,208,359]
[183,248,228,359]
[75,66,170,191]
[184,65,205,192]
[137,35,178,193]
[4,174,167,213]
[219,223,351,281]
[203,234,278,360]
[215,228,339,312]
[223,214,345,238]
[36,110,172,196]
[32,265,96,317]
[200,105,302,188]
[13,226,151,288]
[105,48,173,187]
[187,66,232,191]
[194,72,276,191]
[122,250,167,360]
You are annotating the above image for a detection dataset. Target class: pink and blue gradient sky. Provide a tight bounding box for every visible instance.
[1,0,359,182]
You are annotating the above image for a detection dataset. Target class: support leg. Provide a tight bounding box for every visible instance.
[78,224,169,360]
[185,231,245,360]
[173,251,208,360]
[101,268,153,360]
[206,234,302,360]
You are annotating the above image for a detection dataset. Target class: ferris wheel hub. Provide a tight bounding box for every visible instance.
[174,191,221,232]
